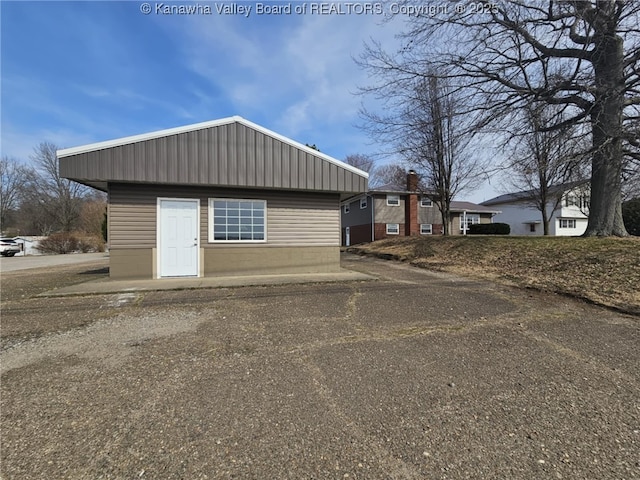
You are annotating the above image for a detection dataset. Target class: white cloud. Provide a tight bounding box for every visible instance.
[2,3,407,165]
[165,10,404,145]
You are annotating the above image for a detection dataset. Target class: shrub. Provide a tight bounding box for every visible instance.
[36,232,79,254]
[622,197,640,236]
[36,232,106,254]
[468,222,511,235]
[77,235,106,253]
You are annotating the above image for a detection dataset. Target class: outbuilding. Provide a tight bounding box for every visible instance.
[58,116,368,279]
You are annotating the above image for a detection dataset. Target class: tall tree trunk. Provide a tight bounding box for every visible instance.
[542,209,550,236]
[584,23,628,237]
[439,196,450,235]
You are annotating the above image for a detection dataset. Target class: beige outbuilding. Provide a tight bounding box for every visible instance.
[58,116,368,279]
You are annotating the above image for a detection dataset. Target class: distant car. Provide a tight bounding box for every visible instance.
[0,238,21,257]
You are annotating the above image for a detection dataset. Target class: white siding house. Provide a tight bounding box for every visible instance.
[482,182,589,236]
[13,236,46,255]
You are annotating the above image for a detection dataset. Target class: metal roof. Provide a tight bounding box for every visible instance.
[58,116,368,195]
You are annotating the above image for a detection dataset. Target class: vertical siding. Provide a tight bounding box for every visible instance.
[108,184,341,249]
[59,120,367,195]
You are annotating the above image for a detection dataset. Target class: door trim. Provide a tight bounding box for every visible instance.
[156,197,200,279]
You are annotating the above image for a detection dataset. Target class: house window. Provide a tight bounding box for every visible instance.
[343,204,350,214]
[387,194,400,206]
[420,197,433,207]
[386,223,400,235]
[209,199,266,242]
[360,198,368,209]
[460,213,480,231]
[565,195,578,207]
[529,223,536,233]
[420,224,433,235]
[559,219,576,229]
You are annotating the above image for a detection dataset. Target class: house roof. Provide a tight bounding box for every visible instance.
[450,201,501,214]
[370,182,406,193]
[58,116,368,197]
[368,184,438,196]
[481,180,588,206]
[370,189,501,214]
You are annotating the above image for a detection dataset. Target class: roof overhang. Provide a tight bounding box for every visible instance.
[58,116,368,197]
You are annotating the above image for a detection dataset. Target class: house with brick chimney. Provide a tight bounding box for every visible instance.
[340,170,501,246]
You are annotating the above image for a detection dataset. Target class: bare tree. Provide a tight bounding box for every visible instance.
[505,103,589,234]
[25,142,88,233]
[359,73,485,234]
[372,162,409,188]
[79,197,107,238]
[0,157,31,231]
[344,153,383,186]
[407,76,487,234]
[358,0,640,236]
[344,153,376,173]
[622,161,640,200]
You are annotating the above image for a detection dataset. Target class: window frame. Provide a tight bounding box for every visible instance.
[386,194,400,206]
[420,223,433,235]
[565,195,578,207]
[420,197,433,207]
[208,198,267,243]
[460,213,481,231]
[360,197,368,209]
[343,204,350,214]
[559,218,576,229]
[386,223,400,235]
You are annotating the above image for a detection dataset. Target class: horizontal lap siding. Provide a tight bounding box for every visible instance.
[108,184,340,248]
[109,185,157,248]
[268,205,339,246]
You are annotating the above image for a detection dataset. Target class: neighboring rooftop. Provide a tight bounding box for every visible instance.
[482,180,589,206]
[450,201,501,214]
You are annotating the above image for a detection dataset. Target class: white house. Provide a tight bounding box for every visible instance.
[481,182,589,236]
[13,236,46,255]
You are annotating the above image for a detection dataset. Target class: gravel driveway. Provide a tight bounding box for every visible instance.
[1,254,638,479]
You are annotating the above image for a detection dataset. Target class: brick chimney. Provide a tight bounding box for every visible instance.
[407,170,419,192]
[405,170,419,236]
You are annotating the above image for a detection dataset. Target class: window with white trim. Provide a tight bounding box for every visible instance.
[460,213,480,231]
[343,204,350,214]
[420,224,433,235]
[360,198,367,209]
[386,223,400,235]
[565,195,578,207]
[386,194,400,206]
[559,219,576,229]
[420,197,433,207]
[209,199,266,242]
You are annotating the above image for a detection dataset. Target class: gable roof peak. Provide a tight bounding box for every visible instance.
[57,116,368,179]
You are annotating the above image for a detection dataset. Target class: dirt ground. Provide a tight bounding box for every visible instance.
[346,236,640,314]
[1,254,639,479]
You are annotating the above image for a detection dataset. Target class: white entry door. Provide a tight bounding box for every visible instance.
[159,199,199,277]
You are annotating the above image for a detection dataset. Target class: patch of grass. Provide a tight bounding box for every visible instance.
[348,236,640,314]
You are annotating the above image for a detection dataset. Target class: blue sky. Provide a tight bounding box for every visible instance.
[1,1,499,202]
